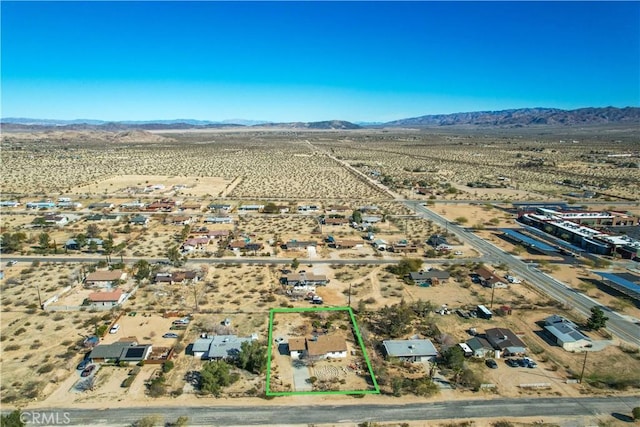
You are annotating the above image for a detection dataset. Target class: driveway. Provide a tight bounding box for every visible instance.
[292,360,312,391]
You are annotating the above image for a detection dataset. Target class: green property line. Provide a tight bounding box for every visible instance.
[265,306,380,396]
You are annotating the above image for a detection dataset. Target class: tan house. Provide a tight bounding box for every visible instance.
[85,270,127,288]
[288,335,348,359]
[88,288,125,307]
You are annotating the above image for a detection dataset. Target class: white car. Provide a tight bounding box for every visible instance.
[109,324,120,334]
[454,251,463,255]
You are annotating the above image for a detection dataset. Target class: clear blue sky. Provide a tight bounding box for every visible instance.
[2,1,638,122]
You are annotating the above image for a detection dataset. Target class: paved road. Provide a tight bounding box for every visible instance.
[409,202,640,346]
[15,396,639,425]
[2,255,486,266]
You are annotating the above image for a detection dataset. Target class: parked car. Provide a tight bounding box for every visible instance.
[76,359,90,370]
[505,358,520,367]
[523,357,537,368]
[7,260,17,266]
[81,365,96,377]
[162,333,179,339]
[485,359,498,369]
[109,324,120,334]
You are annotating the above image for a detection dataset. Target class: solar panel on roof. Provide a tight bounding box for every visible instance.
[125,347,145,358]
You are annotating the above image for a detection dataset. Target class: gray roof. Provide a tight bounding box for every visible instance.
[192,335,255,359]
[544,315,590,343]
[382,339,438,358]
[409,270,450,281]
[466,336,493,351]
[119,345,152,362]
[485,328,526,351]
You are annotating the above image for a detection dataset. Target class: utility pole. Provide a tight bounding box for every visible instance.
[348,283,352,308]
[193,284,199,312]
[36,284,42,308]
[490,284,496,309]
[579,350,588,384]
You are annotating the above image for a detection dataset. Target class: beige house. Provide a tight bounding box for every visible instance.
[85,269,127,288]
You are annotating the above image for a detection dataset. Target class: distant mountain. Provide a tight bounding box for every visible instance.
[254,120,361,130]
[384,107,640,127]
[0,117,269,129]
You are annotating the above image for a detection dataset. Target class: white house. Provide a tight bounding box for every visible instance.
[543,315,592,352]
[288,335,348,360]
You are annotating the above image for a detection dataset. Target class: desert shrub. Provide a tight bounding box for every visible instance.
[38,363,55,374]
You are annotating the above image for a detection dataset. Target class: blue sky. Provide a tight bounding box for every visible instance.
[2,1,638,122]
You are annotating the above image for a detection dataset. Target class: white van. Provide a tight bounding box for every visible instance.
[109,324,120,334]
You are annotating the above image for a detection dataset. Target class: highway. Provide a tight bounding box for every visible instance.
[410,202,640,346]
[14,396,639,425]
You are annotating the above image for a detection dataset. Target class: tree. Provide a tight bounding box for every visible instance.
[0,232,26,253]
[179,225,191,242]
[235,340,267,374]
[586,306,608,330]
[442,346,465,372]
[388,258,423,277]
[38,232,50,251]
[632,407,640,420]
[351,210,362,224]
[102,233,114,255]
[86,224,101,238]
[375,301,415,338]
[291,258,300,270]
[134,260,151,283]
[75,233,87,249]
[263,202,279,214]
[0,409,25,427]
[200,360,238,397]
[167,246,183,267]
[88,240,99,253]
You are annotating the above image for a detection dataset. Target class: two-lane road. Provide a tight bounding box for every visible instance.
[16,396,639,425]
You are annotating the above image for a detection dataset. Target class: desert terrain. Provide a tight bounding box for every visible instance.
[1,126,639,426]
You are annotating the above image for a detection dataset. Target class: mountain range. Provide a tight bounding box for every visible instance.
[2,107,638,130]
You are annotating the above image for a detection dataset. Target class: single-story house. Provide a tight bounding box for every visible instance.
[145,200,175,212]
[168,215,192,225]
[282,240,317,250]
[382,339,438,362]
[543,315,592,352]
[324,217,350,226]
[154,271,201,285]
[281,272,329,286]
[408,269,450,286]
[465,336,494,358]
[86,214,120,222]
[128,215,149,226]
[228,240,247,250]
[238,205,264,213]
[427,234,448,248]
[331,239,364,249]
[485,328,526,355]
[204,216,233,224]
[87,288,126,307]
[289,335,348,359]
[179,202,202,211]
[390,243,421,253]
[85,270,127,288]
[359,205,379,213]
[208,204,232,211]
[88,202,115,210]
[245,243,264,253]
[361,215,382,224]
[326,205,350,213]
[88,340,152,363]
[191,334,257,360]
[474,266,508,289]
[40,214,69,227]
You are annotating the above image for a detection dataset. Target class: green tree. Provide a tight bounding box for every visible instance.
[586,306,608,330]
[376,301,415,338]
[167,246,183,267]
[38,232,50,251]
[235,341,267,374]
[0,409,25,427]
[0,232,26,253]
[75,233,87,249]
[263,202,279,214]
[88,240,99,253]
[102,233,114,255]
[442,346,465,371]
[200,360,238,397]
[291,258,300,270]
[388,258,423,277]
[351,210,362,223]
[632,407,640,420]
[179,225,191,241]
[134,260,151,283]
